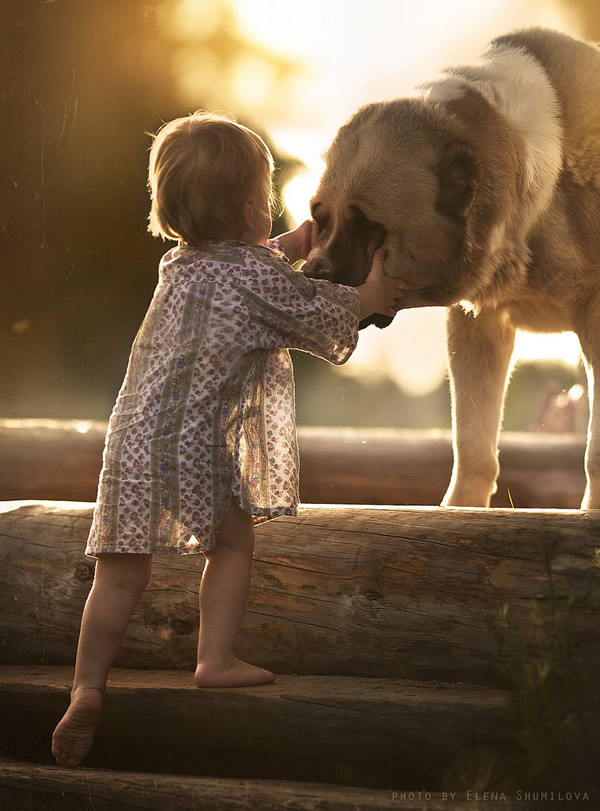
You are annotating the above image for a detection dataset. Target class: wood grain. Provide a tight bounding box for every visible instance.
[0,757,517,811]
[0,666,514,791]
[1,501,598,684]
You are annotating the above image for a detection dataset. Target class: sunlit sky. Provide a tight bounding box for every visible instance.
[178,0,582,394]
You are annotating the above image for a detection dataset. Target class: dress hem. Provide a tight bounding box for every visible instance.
[84,506,297,558]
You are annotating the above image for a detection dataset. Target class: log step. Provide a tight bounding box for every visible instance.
[0,757,519,811]
[0,666,515,791]
[2,502,599,684]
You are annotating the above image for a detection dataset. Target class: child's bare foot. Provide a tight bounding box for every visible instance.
[51,687,103,767]
[195,657,275,688]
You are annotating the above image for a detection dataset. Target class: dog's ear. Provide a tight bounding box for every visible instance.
[436,141,479,222]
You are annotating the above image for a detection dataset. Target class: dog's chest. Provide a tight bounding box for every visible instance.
[504,295,574,333]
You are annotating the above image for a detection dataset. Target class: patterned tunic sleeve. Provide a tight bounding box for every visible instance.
[237,242,361,365]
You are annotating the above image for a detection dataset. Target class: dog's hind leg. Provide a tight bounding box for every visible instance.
[576,309,600,510]
[442,304,516,507]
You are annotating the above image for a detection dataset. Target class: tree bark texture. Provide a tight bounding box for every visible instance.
[1,501,598,685]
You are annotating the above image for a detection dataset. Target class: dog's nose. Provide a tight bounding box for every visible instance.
[303,257,334,280]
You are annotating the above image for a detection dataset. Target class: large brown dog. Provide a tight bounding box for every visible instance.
[304,27,600,510]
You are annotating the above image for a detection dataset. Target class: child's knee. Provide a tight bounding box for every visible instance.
[207,531,254,557]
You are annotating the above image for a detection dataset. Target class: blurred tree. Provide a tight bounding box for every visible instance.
[1,0,299,419]
[293,352,581,432]
[292,351,452,429]
[2,1,172,416]
[503,361,582,432]
[166,0,300,123]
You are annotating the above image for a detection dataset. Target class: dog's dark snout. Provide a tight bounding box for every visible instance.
[303,257,334,280]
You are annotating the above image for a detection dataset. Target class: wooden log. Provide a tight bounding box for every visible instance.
[0,418,588,507]
[0,419,106,503]
[0,666,515,792]
[299,427,587,509]
[1,502,598,684]
[0,758,517,811]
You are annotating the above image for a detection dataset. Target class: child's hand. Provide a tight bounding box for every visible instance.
[275,220,312,264]
[357,249,407,320]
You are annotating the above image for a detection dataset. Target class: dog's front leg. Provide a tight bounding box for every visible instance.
[442,305,516,507]
[577,316,600,509]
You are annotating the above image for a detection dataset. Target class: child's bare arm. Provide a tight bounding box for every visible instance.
[274,228,404,318]
[273,220,312,264]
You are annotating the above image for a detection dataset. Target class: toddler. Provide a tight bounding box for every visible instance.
[51,112,405,767]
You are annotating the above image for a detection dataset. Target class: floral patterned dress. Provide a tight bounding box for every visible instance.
[86,238,360,557]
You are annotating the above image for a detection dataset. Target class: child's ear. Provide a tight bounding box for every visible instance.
[241,198,258,239]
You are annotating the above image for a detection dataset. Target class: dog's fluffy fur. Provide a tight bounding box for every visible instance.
[305,28,600,509]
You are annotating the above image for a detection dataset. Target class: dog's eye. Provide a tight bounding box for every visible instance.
[310,201,329,232]
[346,205,366,223]
[312,214,328,233]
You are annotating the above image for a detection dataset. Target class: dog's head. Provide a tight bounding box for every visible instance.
[304,99,491,327]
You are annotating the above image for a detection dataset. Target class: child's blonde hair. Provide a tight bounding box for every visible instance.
[148,112,275,244]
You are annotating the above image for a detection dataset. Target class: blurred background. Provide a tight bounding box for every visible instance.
[2,0,597,431]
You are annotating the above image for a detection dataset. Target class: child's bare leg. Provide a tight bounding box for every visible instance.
[52,553,152,767]
[195,501,274,687]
